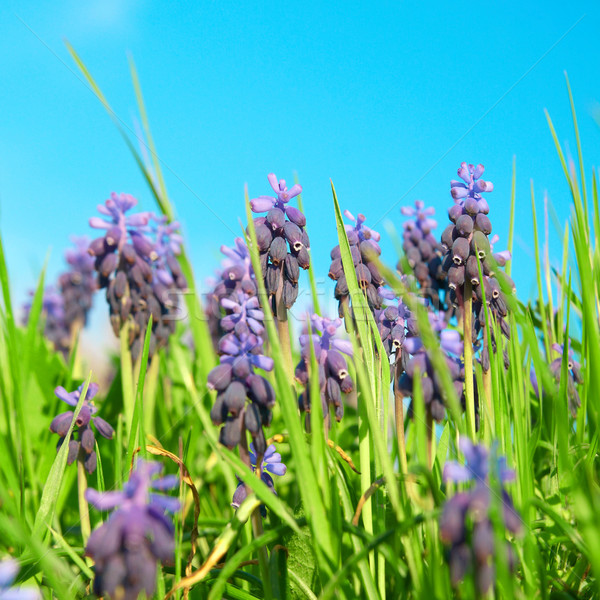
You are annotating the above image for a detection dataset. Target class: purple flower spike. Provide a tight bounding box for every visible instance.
[440,438,521,594]
[85,459,180,600]
[231,443,287,513]
[441,162,515,374]
[89,192,187,360]
[0,559,41,600]
[247,173,309,311]
[295,314,354,428]
[49,382,113,474]
[398,199,449,313]
[330,210,384,316]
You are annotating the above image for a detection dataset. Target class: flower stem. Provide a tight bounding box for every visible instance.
[77,459,91,549]
[463,280,477,440]
[394,361,408,477]
[239,425,272,600]
[274,265,293,380]
[119,323,135,437]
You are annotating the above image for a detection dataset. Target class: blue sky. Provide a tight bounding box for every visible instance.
[1,0,600,345]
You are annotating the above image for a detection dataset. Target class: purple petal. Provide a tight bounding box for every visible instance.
[251,196,276,213]
[286,184,302,199]
[149,494,180,513]
[403,337,423,355]
[442,461,473,483]
[152,475,179,491]
[252,355,274,371]
[331,339,353,356]
[266,462,287,476]
[85,488,125,510]
[126,212,151,227]
[89,217,111,229]
[0,559,18,587]
[93,416,115,440]
[55,386,78,406]
[267,173,279,193]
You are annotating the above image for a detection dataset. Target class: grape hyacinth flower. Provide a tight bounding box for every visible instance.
[399,200,449,313]
[231,443,287,513]
[440,438,521,594]
[85,460,180,600]
[23,237,97,358]
[531,343,582,416]
[440,163,515,371]
[22,287,70,355]
[206,238,259,344]
[295,314,354,428]
[397,320,465,422]
[88,193,186,360]
[59,236,97,331]
[249,173,310,311]
[329,211,384,317]
[0,559,41,600]
[49,382,114,474]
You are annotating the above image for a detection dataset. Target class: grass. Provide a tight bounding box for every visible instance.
[0,55,599,600]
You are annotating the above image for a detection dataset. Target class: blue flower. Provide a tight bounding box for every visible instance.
[0,559,41,600]
[440,438,521,594]
[85,460,180,600]
[231,443,287,511]
[50,382,114,474]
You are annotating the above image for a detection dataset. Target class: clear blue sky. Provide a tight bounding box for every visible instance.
[2,0,600,343]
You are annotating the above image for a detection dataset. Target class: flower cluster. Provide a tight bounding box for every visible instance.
[295,315,354,428]
[206,238,257,346]
[49,382,114,474]
[0,559,41,600]
[440,438,521,594]
[85,460,179,600]
[22,238,97,357]
[399,201,448,311]
[231,443,287,514]
[249,173,309,311]
[441,163,514,369]
[329,211,384,316]
[208,241,275,456]
[88,193,186,360]
[531,343,582,416]
[397,317,465,422]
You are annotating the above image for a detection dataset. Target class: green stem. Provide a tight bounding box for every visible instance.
[394,361,408,477]
[239,426,272,600]
[463,280,476,440]
[119,323,135,436]
[77,460,91,549]
[274,265,293,380]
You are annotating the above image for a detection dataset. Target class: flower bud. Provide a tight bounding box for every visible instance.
[284,254,300,284]
[283,222,303,252]
[475,213,492,235]
[455,215,474,237]
[329,258,343,280]
[220,416,242,448]
[471,231,490,259]
[224,381,247,415]
[452,238,470,265]
[89,237,108,257]
[285,206,307,227]
[283,280,299,308]
[295,246,310,269]
[326,350,349,381]
[267,208,286,230]
[105,226,122,247]
[244,403,262,434]
[207,363,233,391]
[255,224,273,252]
[269,236,287,265]
[448,265,465,290]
